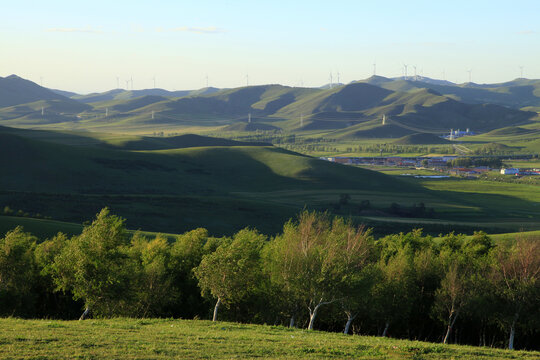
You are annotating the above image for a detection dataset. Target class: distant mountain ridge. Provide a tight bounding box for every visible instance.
[72,87,221,103]
[0,75,537,136]
[0,75,81,107]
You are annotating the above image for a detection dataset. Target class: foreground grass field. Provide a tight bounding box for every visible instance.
[1,318,538,359]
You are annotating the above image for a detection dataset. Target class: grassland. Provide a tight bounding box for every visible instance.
[1,318,538,359]
[2,125,539,237]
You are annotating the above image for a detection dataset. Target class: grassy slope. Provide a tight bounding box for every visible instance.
[364,77,540,109]
[4,78,534,136]
[0,216,83,238]
[1,129,426,235]
[2,126,539,235]
[393,133,452,145]
[0,318,537,359]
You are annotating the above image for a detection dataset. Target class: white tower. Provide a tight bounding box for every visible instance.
[151,111,155,120]
[382,114,386,125]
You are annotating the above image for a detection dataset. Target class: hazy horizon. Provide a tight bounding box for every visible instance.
[1,0,539,93]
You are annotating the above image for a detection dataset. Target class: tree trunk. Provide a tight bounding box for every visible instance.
[443,310,459,344]
[308,303,322,330]
[382,321,390,337]
[212,298,221,322]
[79,307,90,321]
[508,312,519,350]
[344,316,354,335]
[289,315,295,328]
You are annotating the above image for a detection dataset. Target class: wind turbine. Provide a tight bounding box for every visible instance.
[403,64,408,79]
[329,72,333,88]
[246,74,249,87]
[130,76,134,90]
[467,69,472,83]
[519,66,524,78]
[373,63,376,76]
[125,80,129,89]
[337,71,340,84]
[413,65,417,80]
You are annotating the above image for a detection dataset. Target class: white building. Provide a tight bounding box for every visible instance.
[500,168,519,175]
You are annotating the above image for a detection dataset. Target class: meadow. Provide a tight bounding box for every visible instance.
[1,318,538,360]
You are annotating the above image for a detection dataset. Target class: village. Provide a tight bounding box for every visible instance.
[320,155,540,177]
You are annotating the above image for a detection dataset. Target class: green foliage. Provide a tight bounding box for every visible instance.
[0,227,37,315]
[265,211,374,329]
[50,208,133,317]
[129,233,176,317]
[194,228,266,309]
[0,208,539,350]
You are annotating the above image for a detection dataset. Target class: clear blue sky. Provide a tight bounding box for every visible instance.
[1,0,539,93]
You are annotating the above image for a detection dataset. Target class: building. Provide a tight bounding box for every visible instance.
[500,168,519,175]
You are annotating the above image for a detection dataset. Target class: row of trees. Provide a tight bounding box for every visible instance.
[0,209,538,350]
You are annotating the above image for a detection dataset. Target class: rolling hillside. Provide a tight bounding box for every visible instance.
[0,126,426,234]
[72,87,221,103]
[0,75,537,137]
[0,75,79,107]
[360,76,540,109]
[2,126,539,236]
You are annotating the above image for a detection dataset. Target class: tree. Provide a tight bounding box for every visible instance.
[0,227,37,316]
[169,228,218,318]
[51,208,133,319]
[194,228,265,321]
[129,232,175,317]
[328,219,374,334]
[491,235,540,350]
[372,250,414,337]
[340,265,378,334]
[266,211,373,330]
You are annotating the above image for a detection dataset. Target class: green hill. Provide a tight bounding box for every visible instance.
[360,76,540,109]
[109,95,169,112]
[483,126,538,137]
[103,133,271,150]
[222,122,281,132]
[0,75,80,107]
[0,127,422,234]
[0,99,91,126]
[73,87,222,104]
[2,75,536,135]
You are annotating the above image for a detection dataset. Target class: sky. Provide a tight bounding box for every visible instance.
[1,0,539,93]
